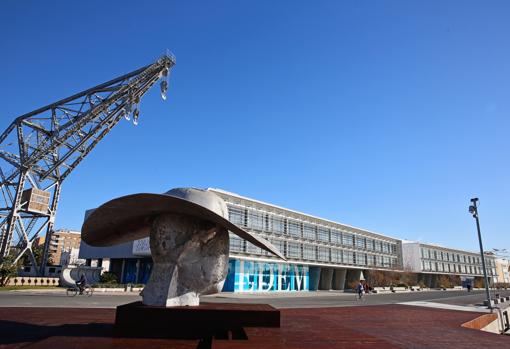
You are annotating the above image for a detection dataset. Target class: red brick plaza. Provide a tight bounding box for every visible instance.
[0,305,507,349]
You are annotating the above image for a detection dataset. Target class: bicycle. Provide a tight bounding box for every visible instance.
[66,284,93,297]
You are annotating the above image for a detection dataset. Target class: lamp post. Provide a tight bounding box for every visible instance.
[468,198,492,309]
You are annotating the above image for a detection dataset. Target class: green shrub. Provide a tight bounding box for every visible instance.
[99,272,118,284]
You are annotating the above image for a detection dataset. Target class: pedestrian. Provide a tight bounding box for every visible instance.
[356,280,364,299]
[466,283,472,292]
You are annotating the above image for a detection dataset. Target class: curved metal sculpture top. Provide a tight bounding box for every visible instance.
[82,188,285,306]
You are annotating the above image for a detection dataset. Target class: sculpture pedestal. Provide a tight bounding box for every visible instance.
[114,301,280,339]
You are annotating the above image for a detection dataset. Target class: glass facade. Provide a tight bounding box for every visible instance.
[217,192,401,271]
[222,259,309,292]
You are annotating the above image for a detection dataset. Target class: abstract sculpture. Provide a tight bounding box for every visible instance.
[82,188,285,306]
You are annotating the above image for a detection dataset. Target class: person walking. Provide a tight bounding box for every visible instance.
[356,281,364,300]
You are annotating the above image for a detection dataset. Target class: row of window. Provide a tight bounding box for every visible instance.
[421,248,495,267]
[228,205,398,255]
[422,260,497,275]
[230,236,399,268]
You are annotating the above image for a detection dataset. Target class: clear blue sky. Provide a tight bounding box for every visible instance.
[1,1,508,255]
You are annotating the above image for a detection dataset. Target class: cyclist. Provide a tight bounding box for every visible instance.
[76,274,87,295]
[356,280,364,300]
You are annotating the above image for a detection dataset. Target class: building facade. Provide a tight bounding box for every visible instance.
[80,188,402,290]
[79,188,501,291]
[48,229,81,266]
[401,241,498,288]
[495,258,510,284]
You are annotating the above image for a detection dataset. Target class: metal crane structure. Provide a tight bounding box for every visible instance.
[0,53,175,275]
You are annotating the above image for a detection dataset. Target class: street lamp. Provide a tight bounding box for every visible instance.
[468,198,492,309]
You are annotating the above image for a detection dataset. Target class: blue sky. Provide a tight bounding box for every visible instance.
[1,1,509,255]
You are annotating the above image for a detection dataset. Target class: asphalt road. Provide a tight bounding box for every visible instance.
[1,289,508,309]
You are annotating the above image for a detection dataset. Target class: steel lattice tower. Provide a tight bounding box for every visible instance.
[0,54,175,275]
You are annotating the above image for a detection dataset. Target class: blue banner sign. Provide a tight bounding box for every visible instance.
[223,259,309,292]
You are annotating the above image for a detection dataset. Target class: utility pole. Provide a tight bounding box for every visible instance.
[468,198,492,309]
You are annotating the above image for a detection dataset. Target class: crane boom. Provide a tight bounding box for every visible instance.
[0,54,175,275]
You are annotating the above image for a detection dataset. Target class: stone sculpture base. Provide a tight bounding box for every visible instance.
[114,301,280,339]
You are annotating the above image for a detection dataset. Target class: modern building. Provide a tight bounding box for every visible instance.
[401,241,498,288]
[79,187,502,291]
[80,188,403,290]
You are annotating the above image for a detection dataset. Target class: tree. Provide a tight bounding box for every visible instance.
[20,244,54,266]
[0,254,18,286]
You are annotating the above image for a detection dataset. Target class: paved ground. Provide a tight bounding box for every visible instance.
[0,305,508,349]
[0,289,508,309]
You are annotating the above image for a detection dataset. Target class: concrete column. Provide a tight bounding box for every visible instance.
[319,268,334,290]
[346,269,362,289]
[120,259,126,284]
[135,259,141,284]
[332,268,347,290]
[309,267,321,291]
[431,274,438,288]
[102,258,111,273]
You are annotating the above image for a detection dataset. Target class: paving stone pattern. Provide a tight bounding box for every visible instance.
[0,305,508,349]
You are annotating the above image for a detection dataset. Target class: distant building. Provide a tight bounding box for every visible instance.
[495,258,510,284]
[48,229,81,266]
[401,241,498,287]
[32,236,45,248]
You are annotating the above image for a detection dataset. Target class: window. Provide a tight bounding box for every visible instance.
[303,224,316,240]
[270,215,285,234]
[355,237,365,250]
[287,241,301,259]
[331,248,342,263]
[330,230,342,244]
[288,220,301,238]
[246,241,263,255]
[303,244,316,260]
[343,233,354,246]
[269,239,285,255]
[356,252,367,265]
[228,206,245,226]
[366,239,374,251]
[369,254,376,266]
[247,209,264,231]
[318,246,329,261]
[344,251,354,264]
[229,236,244,252]
[317,227,329,242]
